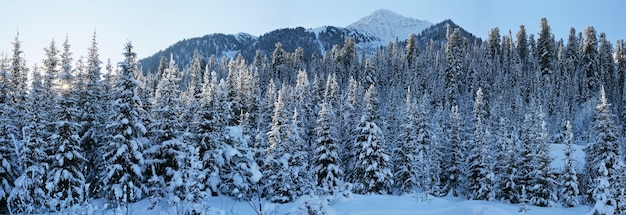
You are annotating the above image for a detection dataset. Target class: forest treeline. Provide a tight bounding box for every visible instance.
[1,18,626,214]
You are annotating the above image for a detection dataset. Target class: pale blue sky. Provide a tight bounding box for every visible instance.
[1,0,624,67]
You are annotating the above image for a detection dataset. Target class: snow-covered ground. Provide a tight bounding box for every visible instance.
[50,143,589,215]
[70,194,590,215]
[549,143,585,171]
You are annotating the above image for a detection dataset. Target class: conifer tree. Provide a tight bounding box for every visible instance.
[219,120,261,201]
[193,70,225,195]
[340,77,360,177]
[264,89,296,203]
[145,54,187,207]
[292,70,314,144]
[45,36,86,210]
[445,105,466,197]
[0,53,18,212]
[79,34,106,187]
[537,18,556,115]
[314,101,343,195]
[352,84,392,194]
[393,89,419,194]
[188,49,204,99]
[559,121,579,207]
[8,33,29,133]
[444,27,465,110]
[414,94,434,193]
[286,108,312,197]
[101,42,148,207]
[581,26,599,101]
[467,88,495,201]
[587,87,624,215]
[527,108,558,207]
[598,33,615,100]
[8,67,47,214]
[494,116,520,203]
[43,39,61,105]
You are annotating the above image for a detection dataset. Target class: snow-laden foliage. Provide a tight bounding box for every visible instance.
[559,121,579,207]
[101,42,148,206]
[393,90,419,194]
[587,88,625,214]
[45,37,87,210]
[467,88,495,201]
[314,101,343,195]
[352,85,392,194]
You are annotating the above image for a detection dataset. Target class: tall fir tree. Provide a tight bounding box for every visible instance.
[467,88,495,201]
[145,54,188,207]
[445,105,466,197]
[314,100,343,195]
[8,67,47,214]
[559,121,580,207]
[101,42,148,207]
[0,52,18,212]
[494,116,520,203]
[45,36,86,210]
[587,87,624,215]
[8,33,29,135]
[527,108,558,207]
[444,27,465,110]
[264,89,296,203]
[352,84,392,194]
[393,89,420,194]
[581,26,599,102]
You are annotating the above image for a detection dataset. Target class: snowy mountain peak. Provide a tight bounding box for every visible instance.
[347,9,433,43]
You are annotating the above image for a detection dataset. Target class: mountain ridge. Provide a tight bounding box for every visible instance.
[138,10,479,73]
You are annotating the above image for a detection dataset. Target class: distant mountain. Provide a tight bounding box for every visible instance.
[415,19,482,49]
[138,10,480,73]
[347,9,432,45]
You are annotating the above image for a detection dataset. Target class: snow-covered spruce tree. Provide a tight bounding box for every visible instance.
[314,100,343,195]
[340,77,360,176]
[413,94,434,194]
[467,88,495,201]
[264,89,297,203]
[0,55,18,212]
[618,40,626,132]
[219,123,262,201]
[101,42,148,207]
[145,54,189,207]
[292,70,315,151]
[444,27,465,110]
[518,112,537,201]
[494,117,520,203]
[187,49,204,99]
[193,70,227,195]
[8,33,29,134]
[429,111,446,197]
[598,33,616,103]
[537,18,556,115]
[581,26,599,102]
[8,67,48,214]
[587,87,624,215]
[285,108,313,197]
[352,84,392,194]
[45,37,87,210]
[168,137,205,214]
[445,105,466,197]
[393,89,420,194]
[559,121,579,207]
[43,39,61,105]
[527,108,558,207]
[81,32,107,198]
